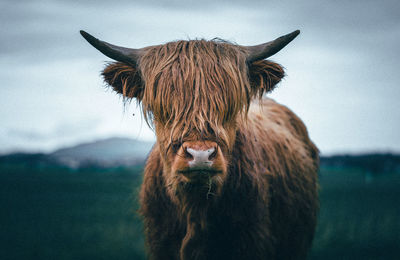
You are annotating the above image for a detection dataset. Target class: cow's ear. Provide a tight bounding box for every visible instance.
[248,60,285,97]
[102,62,144,99]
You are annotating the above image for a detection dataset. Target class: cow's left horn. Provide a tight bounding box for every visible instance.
[80,30,141,66]
[246,30,300,63]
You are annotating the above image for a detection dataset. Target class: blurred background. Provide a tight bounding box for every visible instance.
[0,0,399,259]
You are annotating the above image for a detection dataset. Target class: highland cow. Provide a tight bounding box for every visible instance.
[81,29,319,260]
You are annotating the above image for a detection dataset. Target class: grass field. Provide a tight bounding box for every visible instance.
[0,164,399,259]
[310,168,400,259]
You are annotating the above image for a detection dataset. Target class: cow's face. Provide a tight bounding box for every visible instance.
[81,30,297,200]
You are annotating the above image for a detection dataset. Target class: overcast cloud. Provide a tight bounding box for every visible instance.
[0,0,399,154]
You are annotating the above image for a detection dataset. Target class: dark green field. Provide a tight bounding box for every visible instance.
[0,164,399,259]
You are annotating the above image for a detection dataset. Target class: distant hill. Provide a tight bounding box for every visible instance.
[50,137,154,168]
[0,137,154,169]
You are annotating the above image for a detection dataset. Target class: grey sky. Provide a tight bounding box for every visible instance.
[0,0,399,154]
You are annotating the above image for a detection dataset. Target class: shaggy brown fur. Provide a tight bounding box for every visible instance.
[101,39,318,260]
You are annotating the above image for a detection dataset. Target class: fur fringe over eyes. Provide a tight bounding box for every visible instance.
[101,40,285,104]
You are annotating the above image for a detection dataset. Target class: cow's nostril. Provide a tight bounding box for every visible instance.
[208,148,218,160]
[184,147,194,159]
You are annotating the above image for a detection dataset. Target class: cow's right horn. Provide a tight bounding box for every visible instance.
[80,30,142,66]
[245,30,300,63]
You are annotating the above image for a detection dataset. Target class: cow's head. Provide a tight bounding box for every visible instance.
[81,30,299,202]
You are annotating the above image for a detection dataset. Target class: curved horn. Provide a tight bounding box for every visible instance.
[80,30,141,65]
[246,30,300,63]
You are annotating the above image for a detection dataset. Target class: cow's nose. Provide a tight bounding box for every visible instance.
[185,147,216,168]
[181,142,218,169]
